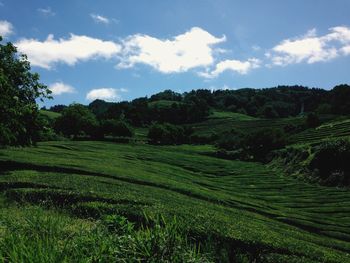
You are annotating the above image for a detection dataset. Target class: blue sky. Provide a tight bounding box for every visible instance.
[1,0,350,107]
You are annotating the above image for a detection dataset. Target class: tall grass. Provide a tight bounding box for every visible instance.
[0,204,211,262]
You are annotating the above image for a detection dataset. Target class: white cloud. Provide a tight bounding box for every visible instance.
[119,88,128,93]
[117,27,226,73]
[0,20,13,37]
[268,26,350,66]
[341,45,350,55]
[90,14,110,24]
[86,88,122,101]
[15,34,121,69]
[49,82,76,95]
[38,7,55,17]
[198,58,261,78]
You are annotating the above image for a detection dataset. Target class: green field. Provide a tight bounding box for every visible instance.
[1,141,350,262]
[40,109,62,119]
[289,119,350,144]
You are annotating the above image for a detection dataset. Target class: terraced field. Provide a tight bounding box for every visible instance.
[1,141,350,262]
[192,111,350,146]
[290,119,350,144]
[191,112,304,138]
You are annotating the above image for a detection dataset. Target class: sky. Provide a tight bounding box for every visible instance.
[1,0,350,107]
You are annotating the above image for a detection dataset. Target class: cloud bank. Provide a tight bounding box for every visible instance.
[267,26,350,66]
[12,25,350,79]
[15,34,121,69]
[49,82,76,95]
[118,27,226,73]
[86,88,127,101]
[0,20,13,37]
[199,58,261,78]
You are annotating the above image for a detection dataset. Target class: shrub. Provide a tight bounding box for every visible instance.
[306,112,320,128]
[101,119,134,137]
[216,129,244,151]
[54,104,98,138]
[309,139,350,186]
[148,123,189,145]
[217,128,286,162]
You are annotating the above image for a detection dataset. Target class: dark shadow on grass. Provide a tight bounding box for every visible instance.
[2,160,350,250]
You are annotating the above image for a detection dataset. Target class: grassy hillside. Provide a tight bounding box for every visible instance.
[40,109,61,119]
[1,141,350,262]
[289,118,350,144]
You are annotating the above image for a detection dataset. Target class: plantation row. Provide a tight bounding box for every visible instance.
[1,141,350,262]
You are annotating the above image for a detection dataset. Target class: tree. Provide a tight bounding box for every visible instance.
[148,123,188,145]
[243,128,286,161]
[0,37,51,146]
[101,119,133,137]
[54,104,98,138]
[310,139,350,186]
[306,112,320,128]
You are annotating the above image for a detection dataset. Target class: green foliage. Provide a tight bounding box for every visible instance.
[101,119,134,137]
[150,89,182,102]
[54,103,98,138]
[1,141,350,262]
[0,37,51,146]
[217,128,286,162]
[306,112,320,128]
[148,123,190,145]
[0,204,207,263]
[40,109,61,119]
[330,84,350,114]
[310,138,350,186]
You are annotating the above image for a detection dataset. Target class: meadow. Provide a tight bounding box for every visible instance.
[1,139,350,262]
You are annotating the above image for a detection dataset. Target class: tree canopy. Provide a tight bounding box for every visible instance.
[0,37,51,146]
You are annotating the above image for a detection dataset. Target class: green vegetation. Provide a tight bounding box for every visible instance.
[0,37,51,146]
[1,37,350,262]
[148,123,191,145]
[40,109,61,119]
[0,202,206,262]
[1,141,350,262]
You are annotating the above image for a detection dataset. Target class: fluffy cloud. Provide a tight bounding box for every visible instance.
[90,14,109,24]
[118,27,226,73]
[199,58,260,78]
[86,88,126,101]
[15,34,121,69]
[0,20,13,37]
[37,7,55,17]
[49,82,75,95]
[268,26,350,66]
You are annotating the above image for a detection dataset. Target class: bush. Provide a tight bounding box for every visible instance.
[309,139,350,186]
[216,129,244,151]
[306,112,320,128]
[148,123,190,145]
[217,128,286,162]
[101,119,134,137]
[54,104,98,138]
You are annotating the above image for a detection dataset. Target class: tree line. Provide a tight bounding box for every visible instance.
[2,36,350,148]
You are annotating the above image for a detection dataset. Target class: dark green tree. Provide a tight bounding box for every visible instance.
[101,119,133,137]
[310,139,350,186]
[148,123,188,145]
[306,112,320,128]
[0,37,51,146]
[54,104,98,138]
